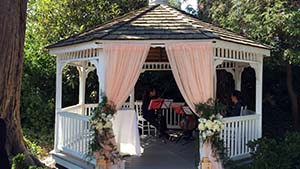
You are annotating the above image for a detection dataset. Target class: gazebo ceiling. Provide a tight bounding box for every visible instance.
[47,4,270,49]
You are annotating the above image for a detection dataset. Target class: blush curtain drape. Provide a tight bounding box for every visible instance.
[166,43,222,169]
[103,44,150,109]
[165,43,214,113]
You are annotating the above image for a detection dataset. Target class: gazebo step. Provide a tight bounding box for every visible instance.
[50,150,94,169]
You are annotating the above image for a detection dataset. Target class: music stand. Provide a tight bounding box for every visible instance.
[148,99,164,110]
[148,99,173,142]
[182,106,193,115]
[170,104,194,144]
[161,99,173,109]
[172,105,184,115]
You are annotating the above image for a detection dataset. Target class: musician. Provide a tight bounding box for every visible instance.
[227,90,242,117]
[142,87,168,138]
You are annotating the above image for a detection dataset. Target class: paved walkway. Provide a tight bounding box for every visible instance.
[125,137,199,169]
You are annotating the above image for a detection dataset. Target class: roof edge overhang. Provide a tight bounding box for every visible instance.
[49,39,270,57]
[49,39,216,55]
[214,39,270,57]
[49,40,99,55]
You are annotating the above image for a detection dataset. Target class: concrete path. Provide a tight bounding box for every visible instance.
[125,137,199,169]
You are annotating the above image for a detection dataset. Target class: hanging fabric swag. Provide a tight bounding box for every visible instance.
[103,43,150,109]
[166,43,222,169]
[166,43,214,113]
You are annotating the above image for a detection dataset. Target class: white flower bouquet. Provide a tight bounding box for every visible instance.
[198,114,225,141]
[196,98,227,161]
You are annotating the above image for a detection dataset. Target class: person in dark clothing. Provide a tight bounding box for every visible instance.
[142,87,168,138]
[0,118,10,169]
[228,90,242,117]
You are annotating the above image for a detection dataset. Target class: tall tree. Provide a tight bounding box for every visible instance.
[0,0,38,165]
[198,0,300,130]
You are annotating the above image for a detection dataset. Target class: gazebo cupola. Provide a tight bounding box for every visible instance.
[149,0,169,5]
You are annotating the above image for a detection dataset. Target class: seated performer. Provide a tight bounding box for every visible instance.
[142,87,168,138]
[227,90,242,117]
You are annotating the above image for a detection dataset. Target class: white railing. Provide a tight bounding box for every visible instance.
[84,104,97,116]
[62,104,82,114]
[56,105,260,161]
[134,101,183,129]
[161,106,183,129]
[220,114,260,158]
[81,102,183,129]
[57,111,92,160]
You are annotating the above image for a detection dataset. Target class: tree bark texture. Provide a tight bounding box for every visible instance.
[286,63,299,130]
[0,0,38,165]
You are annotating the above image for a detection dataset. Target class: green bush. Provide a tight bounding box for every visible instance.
[246,132,300,169]
[12,153,49,169]
[24,137,47,159]
[12,154,28,169]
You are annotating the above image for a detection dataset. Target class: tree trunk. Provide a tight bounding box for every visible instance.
[0,0,39,166]
[286,63,299,130]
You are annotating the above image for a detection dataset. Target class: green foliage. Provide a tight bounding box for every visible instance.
[24,137,47,159]
[89,96,114,153]
[28,166,49,169]
[89,96,122,163]
[195,98,225,118]
[12,153,49,169]
[12,154,28,169]
[245,132,300,169]
[169,0,181,9]
[198,0,300,64]
[22,0,147,156]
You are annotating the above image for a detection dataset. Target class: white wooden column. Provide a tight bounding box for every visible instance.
[77,61,87,106]
[77,61,95,114]
[234,67,243,91]
[54,60,66,152]
[250,57,263,138]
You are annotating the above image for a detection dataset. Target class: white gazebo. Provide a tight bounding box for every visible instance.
[47,1,270,168]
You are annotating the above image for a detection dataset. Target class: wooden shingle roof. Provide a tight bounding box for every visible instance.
[47,4,269,49]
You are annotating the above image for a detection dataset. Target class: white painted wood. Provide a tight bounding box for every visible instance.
[250,56,263,138]
[62,104,82,114]
[55,61,66,152]
[234,67,243,91]
[84,102,183,129]
[57,112,91,159]
[78,62,87,107]
[142,62,171,71]
[221,114,260,158]
[130,90,135,109]
[213,39,270,56]
[49,40,99,55]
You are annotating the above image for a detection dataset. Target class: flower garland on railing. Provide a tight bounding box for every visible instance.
[196,98,227,161]
[89,96,122,168]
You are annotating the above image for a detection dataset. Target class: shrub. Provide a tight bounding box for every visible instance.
[12,154,28,169]
[12,153,49,169]
[24,137,47,159]
[246,132,300,169]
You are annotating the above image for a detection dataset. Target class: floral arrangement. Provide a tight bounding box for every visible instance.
[198,114,224,141]
[196,98,227,160]
[89,96,122,166]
